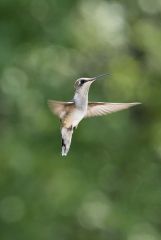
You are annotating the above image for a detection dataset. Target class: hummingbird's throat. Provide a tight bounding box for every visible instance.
[73,91,88,109]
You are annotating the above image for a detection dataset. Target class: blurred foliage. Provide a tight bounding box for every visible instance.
[0,0,161,239]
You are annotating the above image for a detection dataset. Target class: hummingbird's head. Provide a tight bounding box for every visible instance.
[74,78,93,90]
[74,73,111,92]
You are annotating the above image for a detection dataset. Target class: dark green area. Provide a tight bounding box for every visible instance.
[0,0,161,239]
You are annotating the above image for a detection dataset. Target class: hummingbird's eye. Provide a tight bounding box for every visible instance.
[80,80,85,85]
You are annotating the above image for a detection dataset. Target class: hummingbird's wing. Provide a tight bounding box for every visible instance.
[86,102,141,118]
[48,100,74,119]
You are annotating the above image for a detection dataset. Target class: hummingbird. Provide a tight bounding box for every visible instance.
[48,73,141,156]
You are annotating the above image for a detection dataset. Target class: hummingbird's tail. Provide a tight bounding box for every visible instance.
[61,127,73,156]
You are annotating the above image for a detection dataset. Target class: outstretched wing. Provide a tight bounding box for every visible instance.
[86,102,141,118]
[48,100,74,119]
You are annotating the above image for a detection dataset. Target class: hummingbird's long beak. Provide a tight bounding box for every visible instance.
[89,73,111,81]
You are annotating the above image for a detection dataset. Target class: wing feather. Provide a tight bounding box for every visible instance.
[48,100,74,119]
[86,102,141,118]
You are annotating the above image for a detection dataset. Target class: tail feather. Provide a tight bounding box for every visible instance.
[61,127,73,156]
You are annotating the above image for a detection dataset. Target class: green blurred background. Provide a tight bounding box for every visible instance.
[0,0,161,239]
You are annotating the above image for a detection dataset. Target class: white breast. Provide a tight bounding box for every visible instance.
[72,109,86,127]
